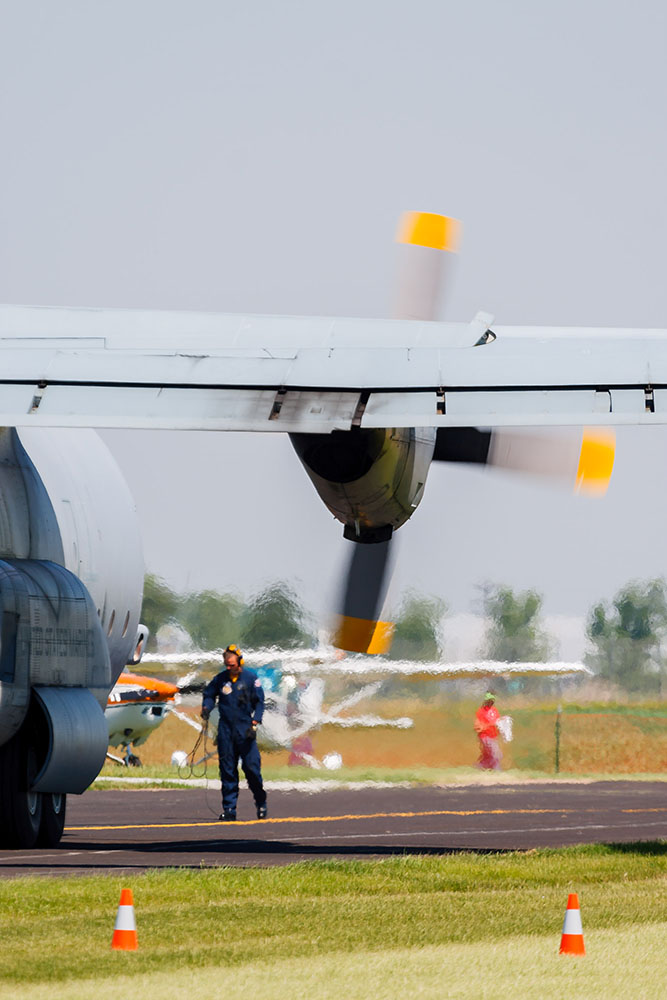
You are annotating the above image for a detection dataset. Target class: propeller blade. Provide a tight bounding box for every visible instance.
[176,680,207,695]
[433,427,615,495]
[330,212,463,657]
[332,535,395,654]
[573,429,616,495]
[394,211,461,321]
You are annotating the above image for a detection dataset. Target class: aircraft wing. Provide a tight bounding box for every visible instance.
[141,649,591,677]
[1,304,666,431]
[310,659,592,678]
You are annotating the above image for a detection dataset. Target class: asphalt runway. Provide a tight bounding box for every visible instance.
[1,781,665,877]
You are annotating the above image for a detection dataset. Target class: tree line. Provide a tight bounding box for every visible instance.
[141,576,313,652]
[476,580,667,694]
[141,574,667,694]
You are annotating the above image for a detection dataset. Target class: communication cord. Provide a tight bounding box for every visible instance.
[179,724,221,816]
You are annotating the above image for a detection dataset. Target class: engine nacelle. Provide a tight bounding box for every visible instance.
[0,559,110,791]
[0,428,144,844]
[290,427,436,539]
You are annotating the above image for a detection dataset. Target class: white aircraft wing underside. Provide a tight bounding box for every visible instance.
[141,649,591,677]
[1,304,667,430]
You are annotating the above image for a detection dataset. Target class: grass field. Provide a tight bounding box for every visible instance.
[10,927,667,1000]
[84,692,667,996]
[106,696,667,781]
[1,844,665,999]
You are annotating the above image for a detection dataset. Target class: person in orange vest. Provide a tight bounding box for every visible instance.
[474,691,502,770]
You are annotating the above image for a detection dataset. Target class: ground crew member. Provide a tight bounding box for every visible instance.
[201,644,268,821]
[474,691,501,770]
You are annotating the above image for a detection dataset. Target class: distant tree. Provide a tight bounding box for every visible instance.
[140,574,182,651]
[388,591,446,661]
[586,579,667,693]
[240,581,312,649]
[480,584,552,662]
[180,590,245,650]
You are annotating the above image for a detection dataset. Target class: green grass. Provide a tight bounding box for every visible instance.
[10,924,667,1000]
[0,844,665,990]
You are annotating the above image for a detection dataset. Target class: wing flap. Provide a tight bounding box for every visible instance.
[15,386,363,432]
[0,381,664,432]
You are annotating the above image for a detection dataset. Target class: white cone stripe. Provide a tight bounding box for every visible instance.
[561,909,583,935]
[114,905,137,932]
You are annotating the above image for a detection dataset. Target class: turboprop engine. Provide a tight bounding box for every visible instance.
[289,213,615,657]
[0,426,144,848]
[290,426,436,654]
[0,560,110,847]
[290,427,436,542]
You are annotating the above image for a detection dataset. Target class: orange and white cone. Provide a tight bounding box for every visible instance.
[111,888,138,951]
[559,892,585,955]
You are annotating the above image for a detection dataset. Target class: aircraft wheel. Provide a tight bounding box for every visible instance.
[36,793,67,848]
[0,726,43,849]
[127,754,141,767]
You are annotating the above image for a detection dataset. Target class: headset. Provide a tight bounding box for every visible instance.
[224,644,244,667]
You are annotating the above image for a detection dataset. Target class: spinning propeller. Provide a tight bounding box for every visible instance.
[331,211,615,656]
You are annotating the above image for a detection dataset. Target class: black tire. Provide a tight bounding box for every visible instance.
[127,754,141,767]
[0,727,43,849]
[36,793,66,848]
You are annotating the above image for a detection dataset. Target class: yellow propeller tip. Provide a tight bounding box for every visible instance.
[575,428,616,496]
[333,616,394,655]
[396,212,461,252]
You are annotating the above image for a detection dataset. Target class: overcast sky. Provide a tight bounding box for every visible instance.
[1,1,666,637]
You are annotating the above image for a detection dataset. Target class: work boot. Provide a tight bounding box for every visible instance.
[257,803,268,819]
[219,812,237,822]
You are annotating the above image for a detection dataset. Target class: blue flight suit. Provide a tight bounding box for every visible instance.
[202,667,266,816]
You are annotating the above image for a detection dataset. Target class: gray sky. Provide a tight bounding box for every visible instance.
[1,1,666,628]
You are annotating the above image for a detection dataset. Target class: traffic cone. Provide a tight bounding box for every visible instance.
[559,892,585,955]
[111,888,138,950]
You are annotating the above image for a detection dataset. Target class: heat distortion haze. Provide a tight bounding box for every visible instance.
[0,4,666,1000]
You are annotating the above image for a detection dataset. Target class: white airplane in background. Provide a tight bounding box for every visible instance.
[104,662,414,770]
[106,671,185,766]
[148,647,592,680]
[133,649,589,769]
[0,209,664,849]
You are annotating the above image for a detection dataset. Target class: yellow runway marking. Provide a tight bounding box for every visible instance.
[64,804,667,833]
[621,807,667,813]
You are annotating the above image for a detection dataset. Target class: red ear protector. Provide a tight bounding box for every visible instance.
[224,644,244,667]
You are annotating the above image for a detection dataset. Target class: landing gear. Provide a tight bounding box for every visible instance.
[0,726,43,849]
[0,715,69,850]
[105,747,142,767]
[36,792,67,847]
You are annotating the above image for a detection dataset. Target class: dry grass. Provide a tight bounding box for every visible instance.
[115,697,667,776]
[560,713,667,772]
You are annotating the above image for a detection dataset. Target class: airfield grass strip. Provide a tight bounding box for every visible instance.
[8,923,667,1000]
[0,844,665,985]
